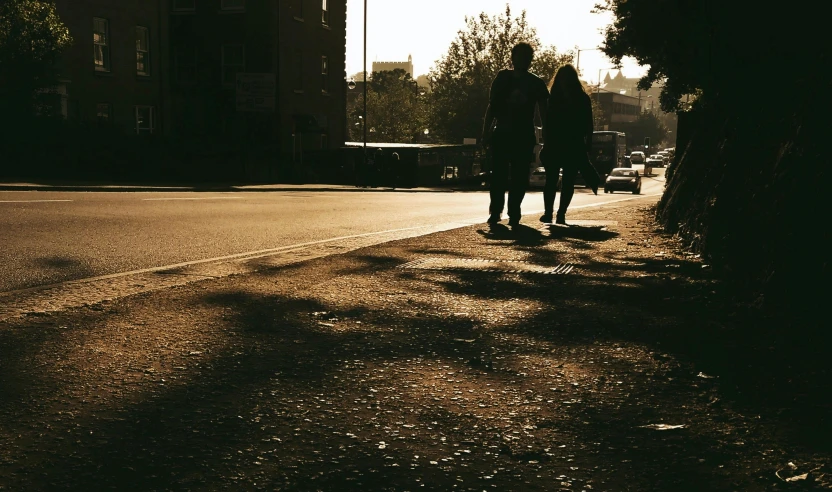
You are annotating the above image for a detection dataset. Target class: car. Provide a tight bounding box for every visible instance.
[629,151,645,164]
[604,168,641,194]
[529,166,547,189]
[648,154,665,168]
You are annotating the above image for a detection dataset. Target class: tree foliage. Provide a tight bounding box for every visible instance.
[427,5,573,144]
[0,0,72,116]
[594,0,813,112]
[347,69,427,144]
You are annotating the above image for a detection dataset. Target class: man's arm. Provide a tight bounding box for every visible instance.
[482,103,496,147]
[537,88,548,141]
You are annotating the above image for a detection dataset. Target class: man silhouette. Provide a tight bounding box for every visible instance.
[481,42,549,226]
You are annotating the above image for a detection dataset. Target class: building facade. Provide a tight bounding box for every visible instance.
[591,91,641,128]
[168,0,347,180]
[49,0,347,181]
[53,0,169,135]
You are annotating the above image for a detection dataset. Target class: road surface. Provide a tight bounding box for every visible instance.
[0,169,664,293]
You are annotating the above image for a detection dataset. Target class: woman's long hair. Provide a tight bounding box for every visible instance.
[549,64,585,104]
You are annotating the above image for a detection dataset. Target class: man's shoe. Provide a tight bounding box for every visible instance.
[487,214,501,224]
[508,216,520,226]
[555,213,567,225]
[539,213,553,223]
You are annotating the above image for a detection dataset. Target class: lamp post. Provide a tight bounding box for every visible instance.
[362,0,367,171]
[575,47,601,77]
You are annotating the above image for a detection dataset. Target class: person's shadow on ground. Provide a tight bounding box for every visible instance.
[545,224,619,242]
[477,222,547,246]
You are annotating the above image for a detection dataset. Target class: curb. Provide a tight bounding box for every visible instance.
[0,185,457,193]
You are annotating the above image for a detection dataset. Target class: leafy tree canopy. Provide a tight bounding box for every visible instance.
[595,0,816,112]
[0,0,72,115]
[427,5,573,144]
[348,69,427,144]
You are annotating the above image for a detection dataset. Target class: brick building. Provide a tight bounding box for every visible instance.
[590,90,641,129]
[48,0,347,181]
[53,0,169,134]
[168,0,347,180]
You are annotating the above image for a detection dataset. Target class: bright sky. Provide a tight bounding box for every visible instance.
[345,0,648,85]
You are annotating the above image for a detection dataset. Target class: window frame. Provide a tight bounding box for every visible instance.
[221,44,246,86]
[134,106,155,135]
[93,17,110,72]
[135,26,150,76]
[321,0,328,26]
[320,55,328,94]
[96,103,112,125]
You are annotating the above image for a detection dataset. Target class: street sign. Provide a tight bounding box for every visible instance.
[236,73,275,112]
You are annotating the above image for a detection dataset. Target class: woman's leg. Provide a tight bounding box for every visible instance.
[557,165,578,220]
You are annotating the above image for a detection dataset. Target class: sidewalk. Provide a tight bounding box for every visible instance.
[0,181,457,193]
[0,197,828,491]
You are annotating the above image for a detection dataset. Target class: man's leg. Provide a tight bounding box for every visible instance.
[507,147,532,223]
[489,148,510,220]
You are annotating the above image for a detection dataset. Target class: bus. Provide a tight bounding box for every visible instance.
[589,131,628,177]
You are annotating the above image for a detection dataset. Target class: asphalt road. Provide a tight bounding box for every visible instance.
[0,168,664,293]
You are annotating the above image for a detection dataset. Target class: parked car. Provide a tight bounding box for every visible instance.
[629,151,645,164]
[604,168,641,194]
[648,154,665,168]
[529,167,547,189]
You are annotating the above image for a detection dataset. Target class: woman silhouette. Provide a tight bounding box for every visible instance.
[540,64,599,225]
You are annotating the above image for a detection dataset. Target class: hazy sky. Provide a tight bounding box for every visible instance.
[345,0,648,85]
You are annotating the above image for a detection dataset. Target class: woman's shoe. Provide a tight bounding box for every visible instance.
[555,213,566,225]
[539,213,553,223]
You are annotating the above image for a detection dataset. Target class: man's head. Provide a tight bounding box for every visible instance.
[511,43,534,72]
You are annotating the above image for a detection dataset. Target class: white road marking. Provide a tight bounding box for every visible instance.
[0,199,73,203]
[0,224,439,297]
[522,193,663,215]
[142,196,243,201]
[0,192,663,306]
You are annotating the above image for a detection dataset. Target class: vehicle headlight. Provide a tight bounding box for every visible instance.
[630,178,636,182]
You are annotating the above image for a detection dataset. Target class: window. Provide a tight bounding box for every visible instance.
[294,50,303,91]
[321,55,328,93]
[172,0,195,11]
[175,46,197,83]
[93,18,110,72]
[221,0,244,10]
[321,0,328,25]
[221,44,245,85]
[135,106,155,134]
[96,103,112,124]
[135,27,150,76]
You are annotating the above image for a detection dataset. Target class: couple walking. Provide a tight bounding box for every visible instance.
[481,42,600,226]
